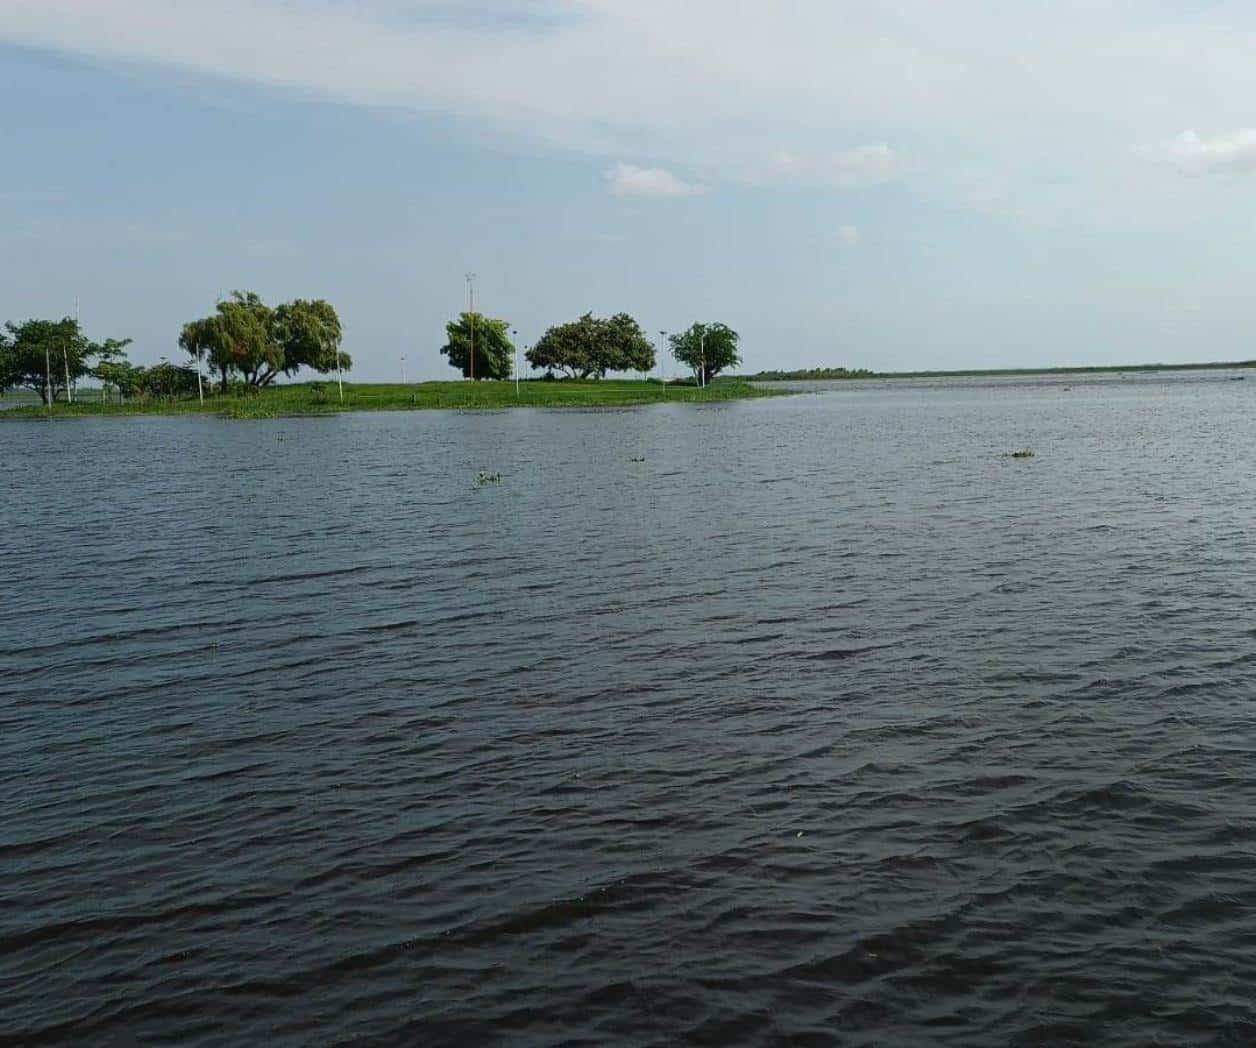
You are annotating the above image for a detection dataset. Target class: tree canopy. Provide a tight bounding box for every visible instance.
[440,312,514,380]
[179,291,349,391]
[526,312,654,379]
[670,322,741,384]
[2,317,131,403]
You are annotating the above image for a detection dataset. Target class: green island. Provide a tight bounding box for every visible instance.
[1,291,771,419]
[0,378,776,420]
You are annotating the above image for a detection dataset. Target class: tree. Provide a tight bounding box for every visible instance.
[526,312,655,379]
[179,291,349,391]
[272,299,350,378]
[440,312,513,380]
[95,360,145,400]
[141,362,203,398]
[670,322,740,384]
[2,317,131,403]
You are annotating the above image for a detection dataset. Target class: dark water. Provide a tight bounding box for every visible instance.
[5,372,1256,1045]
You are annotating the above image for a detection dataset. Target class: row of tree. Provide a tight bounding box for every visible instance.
[439,312,742,384]
[0,291,350,403]
[0,318,132,403]
[2,297,743,400]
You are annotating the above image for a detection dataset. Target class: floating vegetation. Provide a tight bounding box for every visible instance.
[475,471,503,484]
[1008,448,1036,459]
[629,456,646,462]
[221,403,279,420]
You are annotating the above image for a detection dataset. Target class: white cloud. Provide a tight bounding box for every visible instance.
[1161,129,1256,176]
[604,163,705,198]
[836,225,860,247]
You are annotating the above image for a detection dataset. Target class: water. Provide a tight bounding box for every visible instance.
[4,372,1256,1045]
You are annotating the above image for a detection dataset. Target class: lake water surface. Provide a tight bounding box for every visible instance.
[5,372,1256,1044]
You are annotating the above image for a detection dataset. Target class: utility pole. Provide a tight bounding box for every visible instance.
[659,330,667,391]
[512,329,519,397]
[466,273,476,382]
[67,296,77,404]
[44,342,52,413]
[401,353,407,386]
[700,327,706,389]
[63,319,73,405]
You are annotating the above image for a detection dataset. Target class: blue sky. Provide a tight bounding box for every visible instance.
[5,1,1256,379]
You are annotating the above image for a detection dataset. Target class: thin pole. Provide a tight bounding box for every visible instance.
[699,328,706,388]
[512,329,519,397]
[68,297,78,404]
[44,343,52,413]
[401,353,407,385]
[63,330,73,405]
[336,352,344,402]
[466,273,476,381]
[196,365,204,404]
[659,330,666,392]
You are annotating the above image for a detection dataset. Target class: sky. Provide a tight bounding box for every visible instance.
[4,0,1256,379]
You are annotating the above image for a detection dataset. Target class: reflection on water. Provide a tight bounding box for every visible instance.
[4,371,1256,1044]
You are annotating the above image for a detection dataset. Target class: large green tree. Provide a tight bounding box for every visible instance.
[526,312,654,379]
[670,322,741,385]
[272,299,349,377]
[440,312,513,380]
[3,317,130,403]
[179,291,349,392]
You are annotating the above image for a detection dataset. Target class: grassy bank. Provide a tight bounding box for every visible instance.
[743,360,1256,381]
[1,378,779,420]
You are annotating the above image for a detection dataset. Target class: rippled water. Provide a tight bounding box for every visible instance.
[5,372,1256,1045]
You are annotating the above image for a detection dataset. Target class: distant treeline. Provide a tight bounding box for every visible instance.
[743,366,875,381]
[868,360,1256,379]
[743,360,1256,382]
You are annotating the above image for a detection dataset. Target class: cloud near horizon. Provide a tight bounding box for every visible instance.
[604,163,706,198]
[1162,130,1256,176]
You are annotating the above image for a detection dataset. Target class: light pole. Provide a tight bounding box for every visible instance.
[512,329,519,397]
[63,330,73,405]
[699,327,706,389]
[401,353,407,386]
[658,330,667,392]
[465,273,476,382]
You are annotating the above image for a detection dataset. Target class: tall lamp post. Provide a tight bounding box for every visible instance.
[512,329,519,397]
[465,273,476,382]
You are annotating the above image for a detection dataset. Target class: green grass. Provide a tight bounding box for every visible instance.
[1,378,780,420]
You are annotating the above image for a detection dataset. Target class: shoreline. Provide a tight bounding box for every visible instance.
[0,379,780,420]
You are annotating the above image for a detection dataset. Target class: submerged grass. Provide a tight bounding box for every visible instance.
[1,378,780,420]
